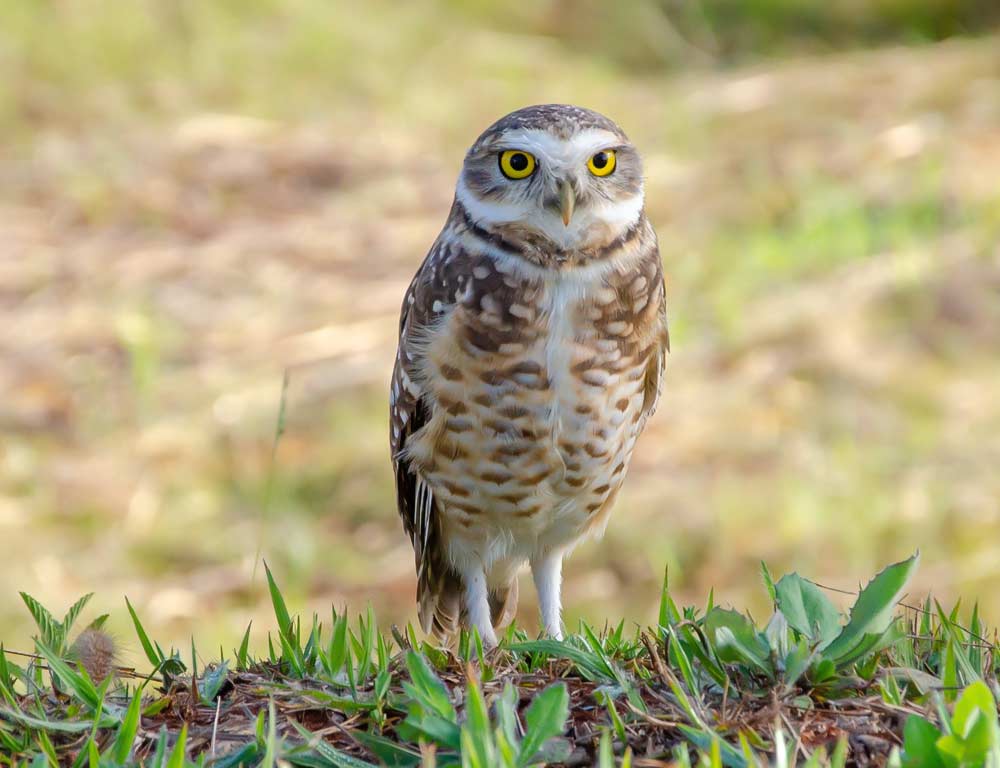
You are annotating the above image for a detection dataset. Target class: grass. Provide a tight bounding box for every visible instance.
[2,555,1000,766]
[3,0,1000,703]
[3,4,1000,764]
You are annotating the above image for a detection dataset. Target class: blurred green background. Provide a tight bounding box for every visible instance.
[2,0,1000,658]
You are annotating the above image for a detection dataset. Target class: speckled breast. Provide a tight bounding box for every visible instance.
[404,239,666,560]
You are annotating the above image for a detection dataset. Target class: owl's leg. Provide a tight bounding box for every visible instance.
[531,552,564,640]
[461,565,498,648]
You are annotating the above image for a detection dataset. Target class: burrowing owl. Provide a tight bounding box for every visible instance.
[390,105,668,646]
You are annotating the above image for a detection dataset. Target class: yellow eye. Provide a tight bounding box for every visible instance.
[587,149,617,177]
[499,150,536,180]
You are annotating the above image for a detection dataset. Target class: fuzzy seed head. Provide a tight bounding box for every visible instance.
[70,628,117,684]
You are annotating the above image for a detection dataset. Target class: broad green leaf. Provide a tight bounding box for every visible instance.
[901,716,944,768]
[704,609,771,677]
[403,651,455,721]
[494,683,519,750]
[823,553,919,663]
[831,621,906,670]
[62,594,95,637]
[200,661,229,704]
[809,658,837,684]
[960,711,994,760]
[952,680,997,738]
[782,639,814,688]
[774,574,841,647]
[519,683,569,767]
[398,710,462,750]
[20,593,61,650]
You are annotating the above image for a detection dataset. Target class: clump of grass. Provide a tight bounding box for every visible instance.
[1,554,998,766]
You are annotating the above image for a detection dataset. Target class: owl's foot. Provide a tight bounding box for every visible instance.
[462,566,499,648]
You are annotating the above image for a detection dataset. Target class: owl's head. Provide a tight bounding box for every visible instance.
[456,105,644,256]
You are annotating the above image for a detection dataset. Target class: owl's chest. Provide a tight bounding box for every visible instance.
[416,269,652,547]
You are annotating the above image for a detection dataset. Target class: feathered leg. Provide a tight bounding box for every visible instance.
[531,551,564,640]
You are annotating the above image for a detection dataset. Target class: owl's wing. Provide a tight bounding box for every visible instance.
[639,251,671,428]
[389,240,463,635]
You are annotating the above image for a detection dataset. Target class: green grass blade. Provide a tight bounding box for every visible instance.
[290,720,379,767]
[236,622,253,671]
[508,640,614,683]
[34,729,59,766]
[110,687,144,763]
[327,615,349,679]
[264,562,294,642]
[0,706,113,733]
[34,640,101,711]
[125,596,163,668]
[166,723,188,768]
[597,729,614,768]
[462,673,495,768]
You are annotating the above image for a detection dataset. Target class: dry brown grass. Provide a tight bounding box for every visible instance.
[2,15,1000,654]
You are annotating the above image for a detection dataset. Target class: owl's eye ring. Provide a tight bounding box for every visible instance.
[587,149,617,177]
[499,150,537,180]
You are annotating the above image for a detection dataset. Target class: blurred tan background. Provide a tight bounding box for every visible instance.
[2,0,1000,657]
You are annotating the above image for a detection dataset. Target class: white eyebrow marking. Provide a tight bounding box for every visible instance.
[495,128,622,168]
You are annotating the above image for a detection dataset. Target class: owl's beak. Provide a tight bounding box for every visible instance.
[558,180,575,226]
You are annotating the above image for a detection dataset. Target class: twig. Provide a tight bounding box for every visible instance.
[211,697,222,757]
[808,579,997,649]
[253,368,291,584]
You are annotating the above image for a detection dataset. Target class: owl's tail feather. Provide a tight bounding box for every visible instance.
[417,556,463,638]
[417,566,519,640]
[488,578,519,630]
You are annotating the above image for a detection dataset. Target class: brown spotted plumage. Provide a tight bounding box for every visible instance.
[390,105,668,645]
